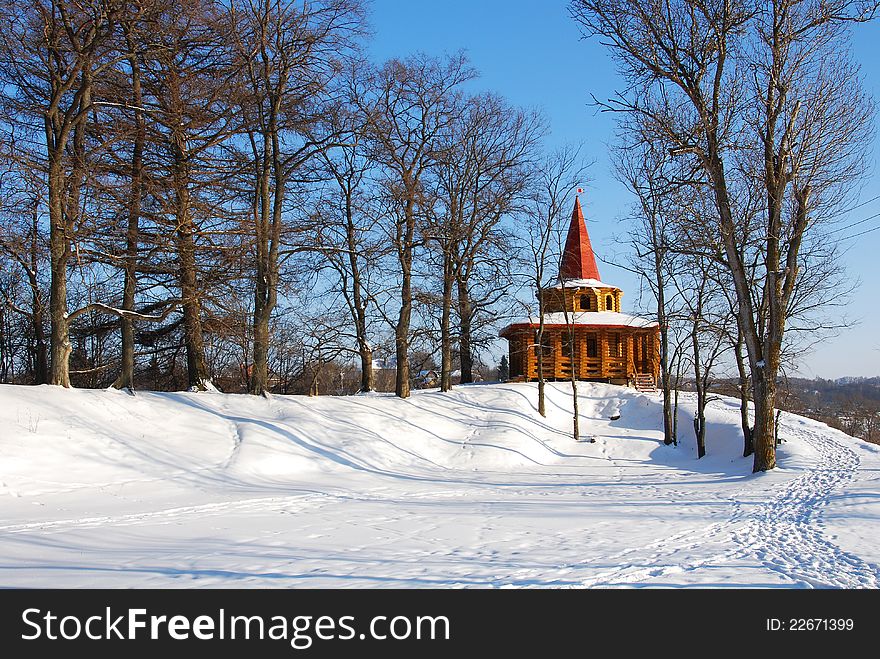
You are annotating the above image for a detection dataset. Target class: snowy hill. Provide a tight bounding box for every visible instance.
[1,381,878,588]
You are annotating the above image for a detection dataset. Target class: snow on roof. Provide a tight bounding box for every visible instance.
[548,278,620,290]
[500,311,658,335]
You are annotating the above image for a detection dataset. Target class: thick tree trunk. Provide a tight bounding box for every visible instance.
[395,200,415,399]
[359,341,373,393]
[173,142,209,390]
[114,46,144,392]
[694,410,706,459]
[457,276,474,384]
[250,162,276,397]
[47,155,71,388]
[115,259,137,390]
[440,256,454,392]
[251,290,272,395]
[705,144,776,470]
[249,115,282,397]
[395,299,411,398]
[752,369,777,471]
[177,221,208,390]
[47,67,91,388]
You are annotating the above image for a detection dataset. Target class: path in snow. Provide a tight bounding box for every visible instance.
[731,425,880,588]
[577,408,880,588]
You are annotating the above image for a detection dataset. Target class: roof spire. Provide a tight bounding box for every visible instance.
[559,194,601,281]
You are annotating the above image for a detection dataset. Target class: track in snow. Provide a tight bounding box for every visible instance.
[731,425,880,588]
[578,414,880,588]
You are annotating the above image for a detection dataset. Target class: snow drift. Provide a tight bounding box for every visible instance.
[0,381,878,588]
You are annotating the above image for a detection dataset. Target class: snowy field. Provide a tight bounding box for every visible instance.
[1,381,878,588]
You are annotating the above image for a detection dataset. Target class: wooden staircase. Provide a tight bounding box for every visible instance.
[633,373,657,393]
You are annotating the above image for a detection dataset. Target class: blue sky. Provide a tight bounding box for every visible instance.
[366,0,880,379]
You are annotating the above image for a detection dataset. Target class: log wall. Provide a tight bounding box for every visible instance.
[507,326,659,383]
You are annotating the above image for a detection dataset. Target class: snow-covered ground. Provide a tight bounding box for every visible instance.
[1,381,878,588]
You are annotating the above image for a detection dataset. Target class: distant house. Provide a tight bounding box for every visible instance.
[372,357,397,371]
[415,369,462,389]
[500,195,659,390]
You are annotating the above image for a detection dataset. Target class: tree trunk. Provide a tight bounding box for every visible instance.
[359,341,373,393]
[251,290,271,395]
[692,343,706,459]
[114,43,145,391]
[173,142,209,390]
[694,411,706,459]
[654,256,673,445]
[47,65,92,388]
[344,190,373,393]
[29,204,48,384]
[249,109,283,397]
[751,370,777,471]
[395,199,415,399]
[734,331,753,457]
[457,275,474,384]
[536,320,546,418]
[440,254,454,392]
[691,290,706,458]
[177,222,208,390]
[705,145,776,470]
[569,329,581,442]
[47,154,71,388]
[395,299,411,399]
[250,152,278,398]
[115,246,138,391]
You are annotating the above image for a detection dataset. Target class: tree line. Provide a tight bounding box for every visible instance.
[0,0,549,398]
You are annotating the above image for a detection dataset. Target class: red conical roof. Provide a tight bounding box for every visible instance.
[559,195,601,281]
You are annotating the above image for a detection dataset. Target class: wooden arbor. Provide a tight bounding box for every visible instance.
[500,196,659,386]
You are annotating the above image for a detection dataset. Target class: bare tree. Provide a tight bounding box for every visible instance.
[676,251,730,458]
[516,146,588,417]
[427,92,543,391]
[613,134,686,446]
[0,0,126,386]
[104,1,163,391]
[318,65,383,393]
[570,0,876,471]
[364,53,475,398]
[143,0,240,391]
[0,154,49,384]
[229,0,363,396]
